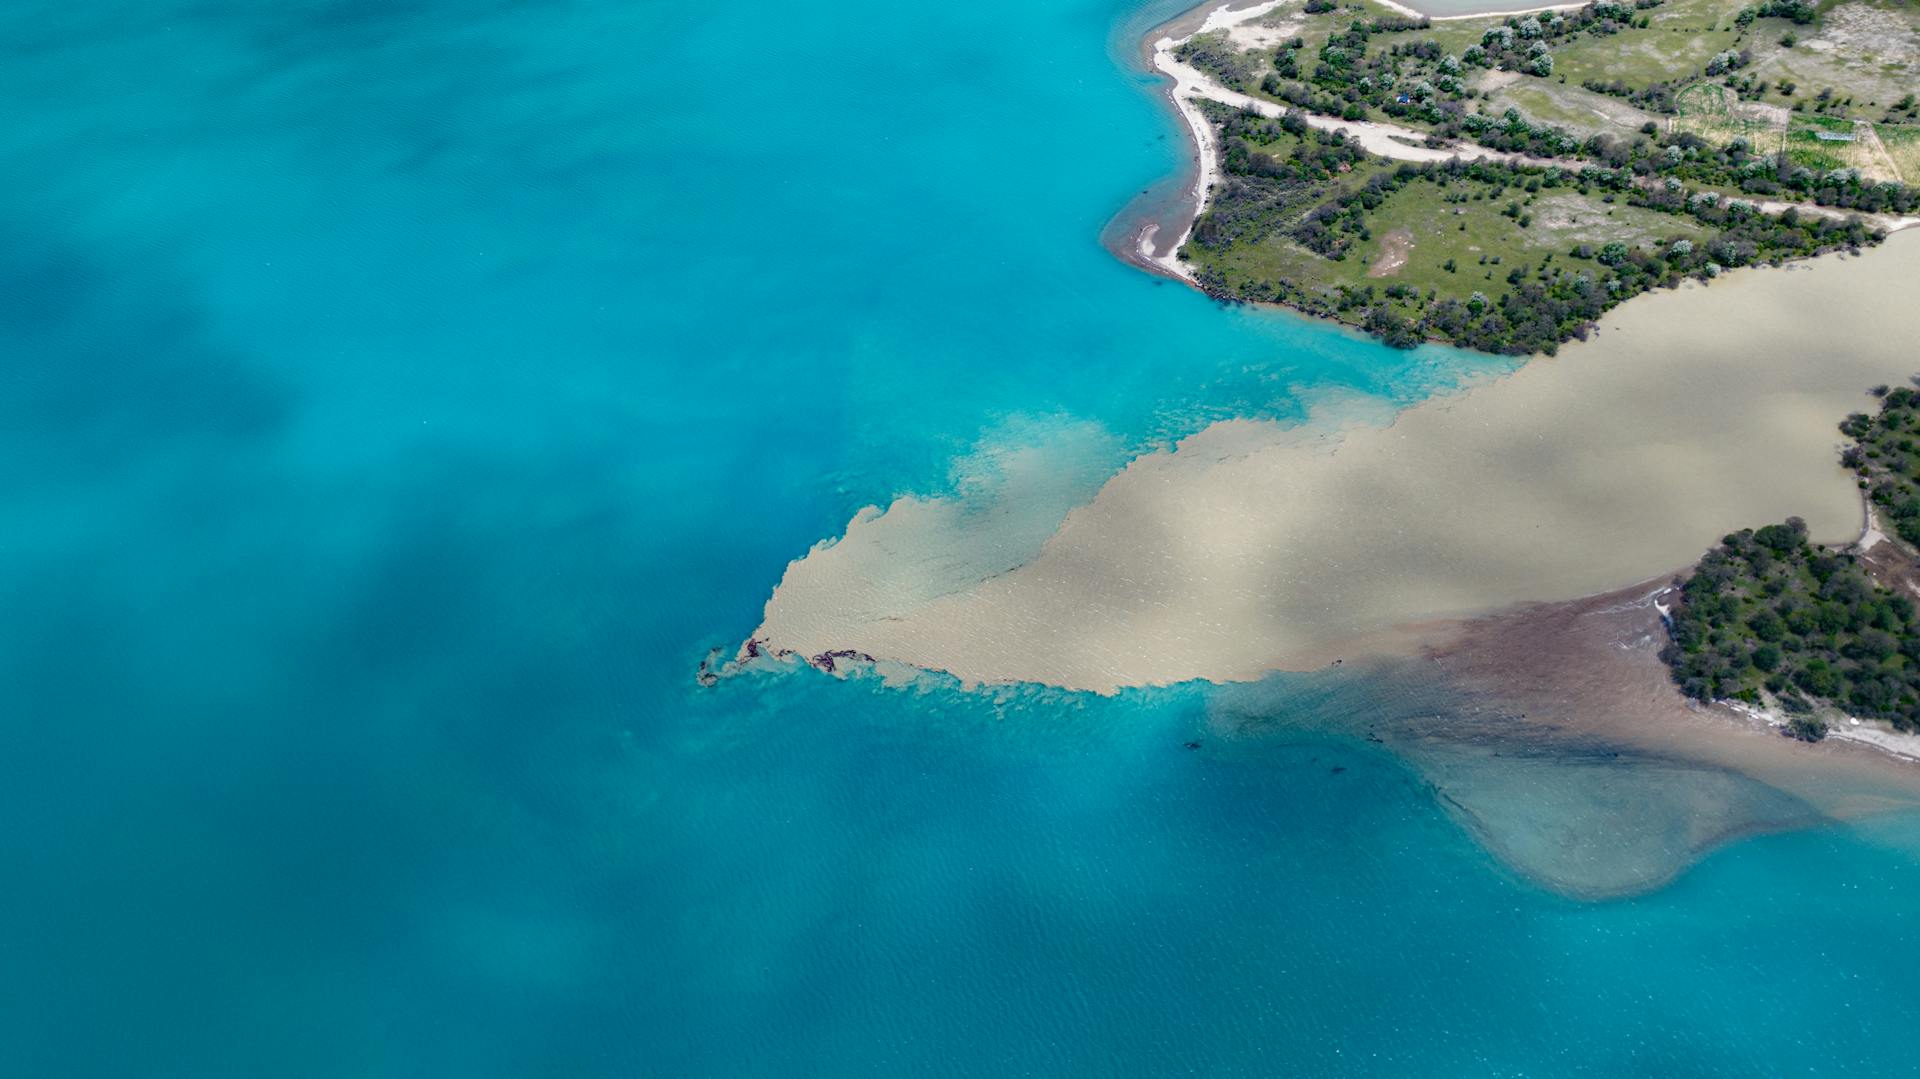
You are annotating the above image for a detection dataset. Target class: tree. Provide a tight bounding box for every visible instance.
[1755,518,1807,552]
[1787,715,1828,742]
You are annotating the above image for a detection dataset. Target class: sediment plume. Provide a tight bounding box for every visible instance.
[753,234,1920,694]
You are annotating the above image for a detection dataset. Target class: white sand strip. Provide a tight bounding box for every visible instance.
[1152,8,1582,169]
[1137,0,1565,279]
[1148,4,1918,244]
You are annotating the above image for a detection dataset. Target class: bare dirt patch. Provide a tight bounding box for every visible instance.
[1815,5,1920,65]
[1856,122,1904,184]
[1529,194,1693,246]
[1231,15,1301,49]
[1367,228,1414,277]
[1754,3,1920,109]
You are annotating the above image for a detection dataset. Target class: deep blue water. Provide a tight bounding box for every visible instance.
[4,0,1919,1074]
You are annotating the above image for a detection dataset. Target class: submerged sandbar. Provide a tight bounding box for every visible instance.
[753,233,1920,694]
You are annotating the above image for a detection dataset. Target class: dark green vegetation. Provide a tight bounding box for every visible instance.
[1843,384,1920,547]
[1663,519,1920,738]
[1190,108,1374,251]
[1664,388,1920,737]
[1238,1,1666,125]
[1183,103,1884,353]
[1177,0,1920,201]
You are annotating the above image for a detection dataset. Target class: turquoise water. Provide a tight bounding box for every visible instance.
[4,0,1919,1074]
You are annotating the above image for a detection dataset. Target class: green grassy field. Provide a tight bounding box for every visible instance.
[1230,0,1919,142]
[1493,81,1664,140]
[1671,81,1780,143]
[1877,123,1920,182]
[1229,0,1756,139]
[1173,0,1913,351]
[1544,0,1746,89]
[1196,162,1707,312]
[1785,113,1862,169]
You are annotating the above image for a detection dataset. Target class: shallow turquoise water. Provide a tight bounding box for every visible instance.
[3,0,1918,1074]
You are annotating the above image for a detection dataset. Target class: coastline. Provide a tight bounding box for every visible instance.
[1107,0,1920,297]
[1395,575,1920,891]
[1103,0,1584,284]
[1428,576,1920,784]
[750,230,1920,696]
[1104,0,1268,283]
[748,0,1920,776]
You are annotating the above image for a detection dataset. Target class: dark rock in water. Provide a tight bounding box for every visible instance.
[1183,740,1202,750]
[695,646,723,687]
[809,648,876,674]
[1331,765,1347,775]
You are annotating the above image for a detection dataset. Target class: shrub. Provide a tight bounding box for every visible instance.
[1786,715,1829,742]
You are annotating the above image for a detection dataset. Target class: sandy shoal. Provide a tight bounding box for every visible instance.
[754,233,1920,693]
[1334,578,1920,896]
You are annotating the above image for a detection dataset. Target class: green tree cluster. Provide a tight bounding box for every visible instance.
[1664,518,1920,733]
[1664,389,1920,733]
[1841,386,1920,548]
[1185,114,1885,353]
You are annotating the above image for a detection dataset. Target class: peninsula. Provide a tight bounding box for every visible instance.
[1129,0,1920,351]
[731,0,1920,889]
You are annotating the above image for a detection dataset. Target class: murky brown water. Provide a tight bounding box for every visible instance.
[758,233,1920,693]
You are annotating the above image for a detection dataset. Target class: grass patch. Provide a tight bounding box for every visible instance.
[1182,105,1890,353]
[1785,113,1861,169]
[1207,179,1704,305]
[1879,123,1920,182]
[1545,0,1742,91]
[1495,82,1662,139]
[1671,80,1781,145]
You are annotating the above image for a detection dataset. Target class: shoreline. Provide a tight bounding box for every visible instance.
[1435,578,1920,776]
[1105,0,1269,283]
[738,0,1920,781]
[1104,0,1589,286]
[1106,0,1920,302]
[1401,574,1920,890]
[748,230,1920,697]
